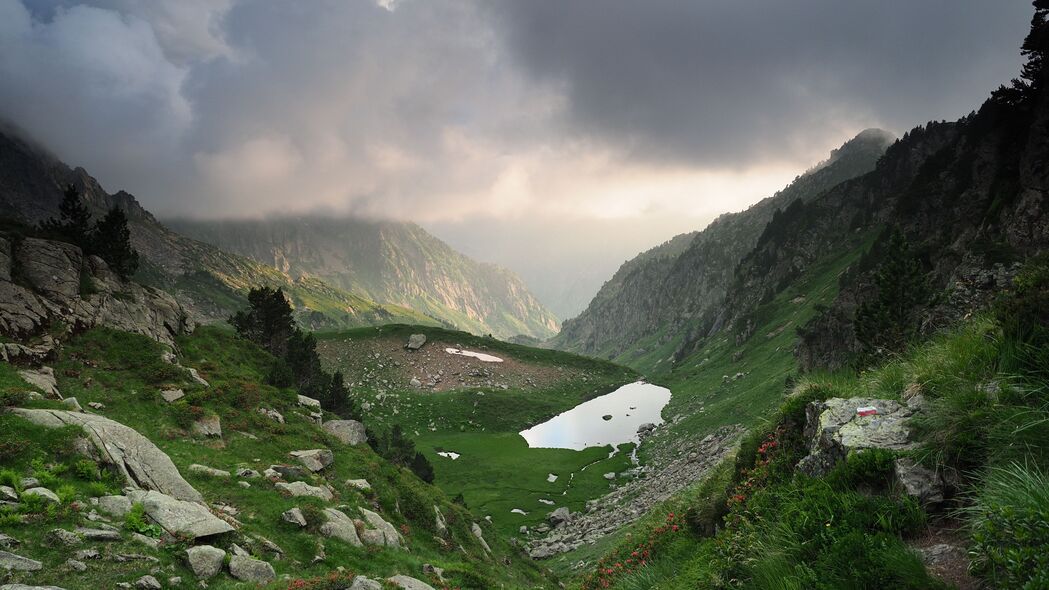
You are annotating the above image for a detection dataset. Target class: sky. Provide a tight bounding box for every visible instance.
[0,0,1034,318]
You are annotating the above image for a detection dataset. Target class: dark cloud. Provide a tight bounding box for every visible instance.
[490,0,1032,166]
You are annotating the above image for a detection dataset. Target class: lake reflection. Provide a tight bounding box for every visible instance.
[519,381,671,450]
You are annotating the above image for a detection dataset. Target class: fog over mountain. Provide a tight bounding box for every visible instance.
[0,0,1032,315]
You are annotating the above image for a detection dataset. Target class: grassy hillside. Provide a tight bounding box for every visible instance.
[0,326,559,589]
[314,325,639,540]
[563,256,1049,589]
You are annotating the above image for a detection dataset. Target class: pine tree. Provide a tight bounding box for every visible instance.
[40,184,92,248]
[230,287,296,357]
[854,228,930,359]
[90,207,140,280]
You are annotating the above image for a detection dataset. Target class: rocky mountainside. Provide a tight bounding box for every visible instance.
[167,216,559,340]
[0,126,548,337]
[552,128,895,363]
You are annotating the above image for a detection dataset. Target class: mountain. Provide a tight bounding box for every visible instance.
[0,125,554,338]
[552,128,896,364]
[166,216,560,340]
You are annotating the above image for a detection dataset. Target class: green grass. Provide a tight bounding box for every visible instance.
[0,326,558,589]
[315,324,639,538]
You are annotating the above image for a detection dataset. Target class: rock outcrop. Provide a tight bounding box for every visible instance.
[0,237,192,350]
[125,490,234,539]
[11,409,202,502]
[322,420,367,445]
[796,398,920,477]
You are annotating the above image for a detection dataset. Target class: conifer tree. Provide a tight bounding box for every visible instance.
[40,184,92,248]
[854,228,930,359]
[90,206,139,280]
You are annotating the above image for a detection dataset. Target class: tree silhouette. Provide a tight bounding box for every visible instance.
[40,184,92,248]
[90,207,139,280]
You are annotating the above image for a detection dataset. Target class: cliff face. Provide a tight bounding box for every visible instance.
[552,129,895,362]
[167,217,560,340]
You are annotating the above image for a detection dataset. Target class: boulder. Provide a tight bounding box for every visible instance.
[75,527,121,541]
[289,449,333,472]
[359,529,385,546]
[17,367,60,398]
[11,409,202,502]
[360,507,404,548]
[133,576,161,590]
[191,415,222,438]
[346,479,371,491]
[322,420,367,446]
[0,550,42,571]
[409,377,422,388]
[185,545,225,579]
[22,487,59,504]
[186,368,209,388]
[60,397,82,411]
[281,507,307,527]
[406,334,427,350]
[471,522,491,555]
[797,398,919,477]
[65,559,86,572]
[0,533,18,549]
[0,487,15,502]
[387,575,436,590]
[160,389,184,403]
[125,490,234,539]
[274,481,333,501]
[228,555,275,585]
[547,507,572,526]
[97,495,132,518]
[236,468,260,479]
[350,576,383,590]
[603,472,615,480]
[188,464,230,478]
[894,458,944,507]
[258,407,284,423]
[297,395,321,410]
[319,508,362,547]
[434,505,448,537]
[46,529,80,546]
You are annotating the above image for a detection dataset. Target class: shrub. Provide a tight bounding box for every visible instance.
[298,500,327,532]
[964,463,1049,588]
[73,459,101,481]
[124,502,163,537]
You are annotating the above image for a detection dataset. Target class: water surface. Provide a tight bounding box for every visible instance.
[519,381,671,450]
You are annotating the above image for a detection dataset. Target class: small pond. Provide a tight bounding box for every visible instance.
[519,381,671,450]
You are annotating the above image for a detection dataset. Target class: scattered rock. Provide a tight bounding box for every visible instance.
[297,395,321,410]
[65,559,86,572]
[409,377,422,388]
[22,487,59,504]
[0,550,42,571]
[0,487,16,502]
[18,367,60,398]
[61,397,82,411]
[47,529,80,546]
[387,575,436,590]
[322,420,367,446]
[274,481,333,501]
[345,479,371,491]
[75,527,121,541]
[130,533,159,549]
[188,464,230,478]
[228,555,275,585]
[360,508,404,548]
[236,468,260,479]
[97,495,132,518]
[134,575,161,590]
[87,401,105,410]
[319,508,363,546]
[471,522,491,555]
[269,465,308,480]
[73,549,100,560]
[191,415,222,438]
[603,472,615,480]
[185,545,225,579]
[406,334,427,351]
[547,507,572,526]
[160,389,184,403]
[0,534,18,549]
[257,407,284,423]
[894,458,944,507]
[289,449,333,472]
[433,505,448,537]
[282,508,307,527]
[602,414,612,421]
[350,576,383,590]
[186,368,209,388]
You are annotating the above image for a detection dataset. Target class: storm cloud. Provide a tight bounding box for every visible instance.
[0,0,1035,315]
